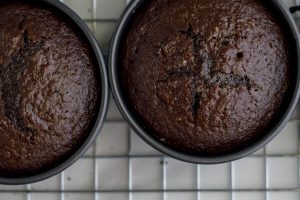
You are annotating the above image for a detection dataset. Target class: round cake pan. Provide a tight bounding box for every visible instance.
[0,0,109,185]
[109,0,300,164]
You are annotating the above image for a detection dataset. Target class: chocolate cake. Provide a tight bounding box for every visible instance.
[120,0,291,155]
[0,1,100,176]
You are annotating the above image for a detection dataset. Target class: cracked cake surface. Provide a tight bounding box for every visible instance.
[0,1,100,175]
[120,0,291,155]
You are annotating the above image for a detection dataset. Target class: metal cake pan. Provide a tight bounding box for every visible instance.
[109,0,300,164]
[0,0,109,185]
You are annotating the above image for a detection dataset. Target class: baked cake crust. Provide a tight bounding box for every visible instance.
[0,1,100,175]
[121,0,290,155]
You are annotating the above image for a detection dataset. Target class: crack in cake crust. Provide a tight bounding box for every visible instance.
[156,23,256,121]
[1,30,43,133]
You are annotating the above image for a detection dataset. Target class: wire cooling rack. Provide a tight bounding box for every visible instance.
[1,0,300,200]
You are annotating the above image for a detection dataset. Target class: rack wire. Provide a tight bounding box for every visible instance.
[1,0,300,199]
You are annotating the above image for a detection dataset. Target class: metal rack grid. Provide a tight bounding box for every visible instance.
[1,0,300,200]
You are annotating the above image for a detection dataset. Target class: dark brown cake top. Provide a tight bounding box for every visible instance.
[121,0,290,155]
[0,1,100,175]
